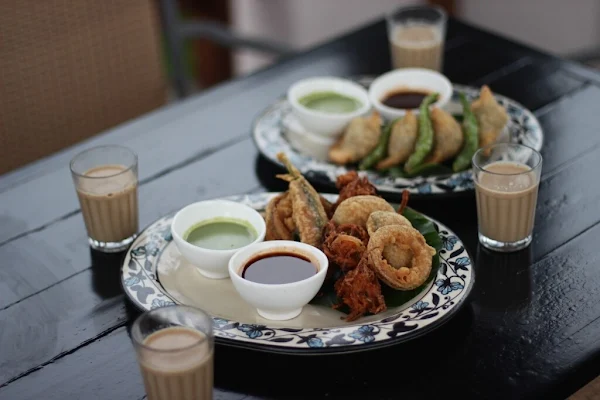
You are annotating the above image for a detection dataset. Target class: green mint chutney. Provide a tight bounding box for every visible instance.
[298,91,362,113]
[183,217,257,250]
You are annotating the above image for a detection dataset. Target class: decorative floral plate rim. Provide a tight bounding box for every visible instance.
[252,79,543,197]
[121,193,475,355]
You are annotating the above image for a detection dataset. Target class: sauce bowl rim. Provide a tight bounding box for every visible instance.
[368,68,453,117]
[170,199,267,255]
[287,76,371,120]
[228,240,329,289]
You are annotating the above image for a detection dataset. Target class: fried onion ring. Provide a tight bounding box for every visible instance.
[367,225,437,290]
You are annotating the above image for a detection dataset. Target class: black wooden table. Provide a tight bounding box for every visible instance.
[1,18,600,400]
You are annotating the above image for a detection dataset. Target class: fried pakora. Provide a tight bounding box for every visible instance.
[334,255,386,322]
[323,220,369,272]
[332,171,378,212]
[332,195,395,228]
[276,152,328,248]
[265,192,295,241]
[367,225,437,290]
[366,211,410,236]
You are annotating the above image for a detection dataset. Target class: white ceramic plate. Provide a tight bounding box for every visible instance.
[121,193,475,354]
[252,77,543,196]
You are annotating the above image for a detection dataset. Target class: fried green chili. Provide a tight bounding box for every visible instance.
[452,93,479,172]
[358,118,397,170]
[404,93,438,173]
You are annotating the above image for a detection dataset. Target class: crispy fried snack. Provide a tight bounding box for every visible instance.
[334,255,386,322]
[367,225,437,290]
[320,195,334,219]
[471,85,509,151]
[397,189,410,214]
[323,220,369,272]
[332,195,395,228]
[265,192,295,240]
[376,110,418,170]
[329,112,382,165]
[425,108,464,164]
[332,171,378,212]
[366,211,411,236]
[276,153,328,248]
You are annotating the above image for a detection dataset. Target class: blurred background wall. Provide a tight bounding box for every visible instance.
[179,0,600,89]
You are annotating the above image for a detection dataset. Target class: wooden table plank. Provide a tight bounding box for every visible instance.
[0,140,261,309]
[2,17,600,400]
[3,137,600,394]
[4,20,584,312]
[482,60,587,111]
[3,75,600,385]
[0,326,247,400]
[4,211,599,399]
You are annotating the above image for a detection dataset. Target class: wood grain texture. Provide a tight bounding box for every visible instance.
[0,140,261,309]
[1,17,600,400]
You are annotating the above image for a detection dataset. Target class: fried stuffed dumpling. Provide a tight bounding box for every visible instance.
[471,85,509,149]
[329,112,381,165]
[426,107,464,164]
[376,111,418,170]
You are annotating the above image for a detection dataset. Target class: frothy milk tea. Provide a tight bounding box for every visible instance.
[391,24,443,71]
[138,326,213,400]
[76,164,138,243]
[475,161,539,243]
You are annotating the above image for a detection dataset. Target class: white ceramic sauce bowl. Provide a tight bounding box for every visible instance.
[171,200,266,279]
[228,240,329,321]
[287,76,371,138]
[368,68,452,121]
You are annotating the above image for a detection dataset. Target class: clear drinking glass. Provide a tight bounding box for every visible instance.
[70,145,139,252]
[472,143,543,252]
[131,305,214,400]
[386,5,447,71]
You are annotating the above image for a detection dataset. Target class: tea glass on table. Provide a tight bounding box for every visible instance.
[70,145,139,252]
[385,4,447,71]
[472,143,543,252]
[131,305,214,400]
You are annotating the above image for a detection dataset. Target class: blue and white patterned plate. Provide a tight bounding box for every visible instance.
[121,193,475,354]
[252,79,543,196]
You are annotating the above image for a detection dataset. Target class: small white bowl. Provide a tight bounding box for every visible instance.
[282,111,337,161]
[171,200,266,279]
[368,68,453,120]
[228,240,329,321]
[287,76,371,138]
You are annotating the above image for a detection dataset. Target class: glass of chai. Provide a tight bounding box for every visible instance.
[386,5,447,71]
[131,305,214,400]
[472,143,543,252]
[70,145,139,252]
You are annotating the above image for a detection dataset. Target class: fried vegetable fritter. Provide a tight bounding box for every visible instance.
[276,152,328,248]
[334,255,386,322]
[332,195,395,228]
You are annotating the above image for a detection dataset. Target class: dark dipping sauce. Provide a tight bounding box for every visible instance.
[242,252,317,284]
[382,90,430,109]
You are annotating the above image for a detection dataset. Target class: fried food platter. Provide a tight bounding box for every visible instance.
[121,156,475,354]
[253,77,543,196]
